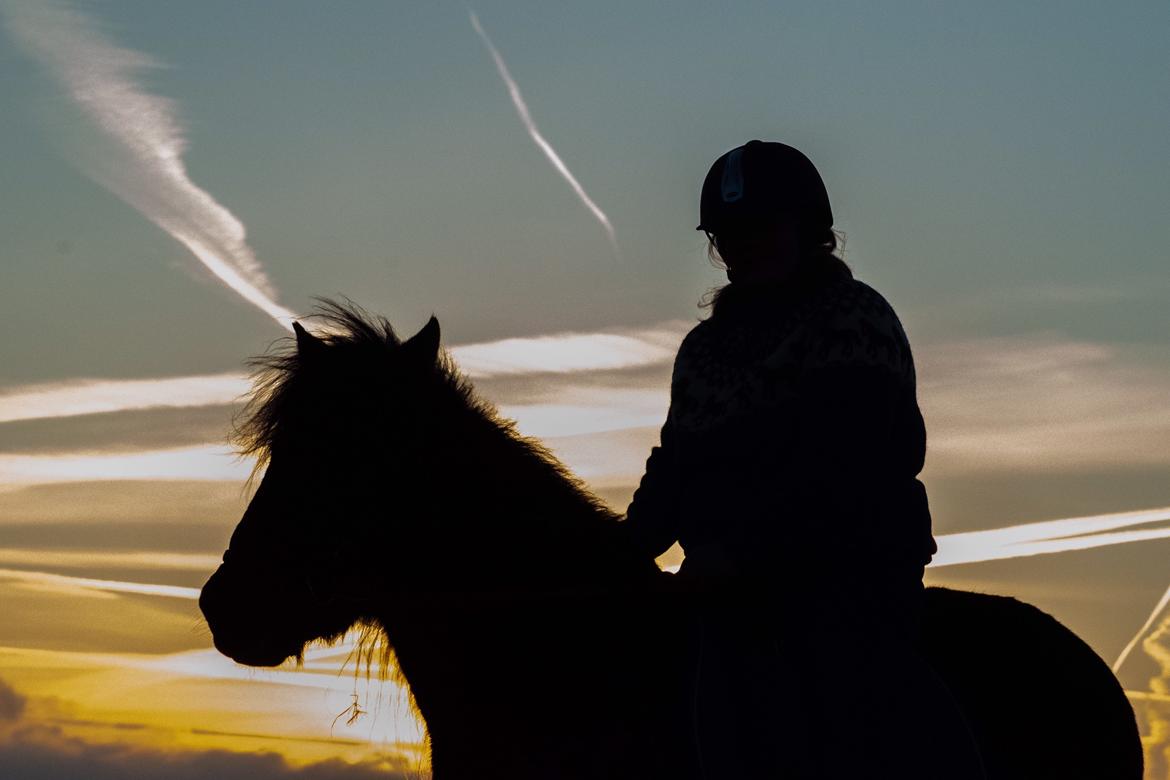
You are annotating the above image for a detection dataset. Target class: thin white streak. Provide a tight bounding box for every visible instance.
[0,322,685,424]
[469,9,621,259]
[1,0,295,330]
[0,444,250,484]
[0,567,201,599]
[0,373,249,423]
[172,231,296,330]
[0,549,220,571]
[1113,582,1170,673]
[145,648,364,690]
[931,506,1170,567]
[500,387,668,438]
[449,324,682,377]
[979,526,1170,560]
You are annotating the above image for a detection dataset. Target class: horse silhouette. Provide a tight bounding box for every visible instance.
[199,302,1142,779]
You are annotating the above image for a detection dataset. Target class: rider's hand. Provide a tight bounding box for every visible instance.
[678,544,741,582]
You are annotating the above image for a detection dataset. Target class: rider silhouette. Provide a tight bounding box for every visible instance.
[621,141,985,778]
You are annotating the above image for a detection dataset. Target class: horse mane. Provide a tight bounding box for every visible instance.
[233,298,617,516]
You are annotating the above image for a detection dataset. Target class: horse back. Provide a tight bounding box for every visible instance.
[922,586,1143,779]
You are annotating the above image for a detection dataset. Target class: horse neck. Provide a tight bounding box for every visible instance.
[371,402,666,775]
[440,400,620,557]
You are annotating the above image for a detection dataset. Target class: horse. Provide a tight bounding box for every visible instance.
[199,302,1143,779]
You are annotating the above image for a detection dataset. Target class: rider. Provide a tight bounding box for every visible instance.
[620,140,985,778]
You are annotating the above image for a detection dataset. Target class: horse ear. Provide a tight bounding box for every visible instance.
[402,315,440,365]
[293,322,326,359]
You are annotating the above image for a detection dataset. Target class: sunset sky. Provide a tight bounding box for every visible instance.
[2,1,1169,776]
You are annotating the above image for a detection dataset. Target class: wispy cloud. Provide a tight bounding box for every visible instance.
[0,719,419,780]
[469,9,620,260]
[0,374,249,425]
[0,445,248,485]
[919,333,1170,473]
[0,568,201,600]
[0,644,423,763]
[1139,616,1170,775]
[0,549,219,572]
[3,505,1166,601]
[0,322,685,426]
[452,323,682,378]
[0,0,296,330]
[501,386,668,438]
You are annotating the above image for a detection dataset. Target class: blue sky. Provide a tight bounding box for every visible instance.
[2,0,1166,379]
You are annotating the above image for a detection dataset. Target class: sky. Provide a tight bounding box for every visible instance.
[1,0,1168,776]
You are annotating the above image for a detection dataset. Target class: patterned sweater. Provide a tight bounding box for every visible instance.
[623,258,936,591]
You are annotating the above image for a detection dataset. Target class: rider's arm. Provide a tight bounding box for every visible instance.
[620,414,683,560]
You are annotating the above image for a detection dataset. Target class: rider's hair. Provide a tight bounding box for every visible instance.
[701,226,850,311]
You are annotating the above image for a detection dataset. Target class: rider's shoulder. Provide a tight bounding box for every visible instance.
[820,278,908,336]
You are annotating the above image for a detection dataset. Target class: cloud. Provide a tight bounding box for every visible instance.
[0,549,218,572]
[541,425,661,486]
[0,375,249,425]
[1136,614,1170,777]
[501,387,668,438]
[0,480,246,527]
[8,329,1156,479]
[0,406,238,456]
[0,0,296,330]
[0,661,426,773]
[0,723,420,780]
[0,321,687,427]
[918,333,1170,473]
[0,679,25,722]
[1,504,1166,607]
[0,445,249,485]
[449,323,684,379]
[0,568,201,600]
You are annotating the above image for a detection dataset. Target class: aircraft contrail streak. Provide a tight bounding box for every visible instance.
[0,567,201,600]
[1113,582,1170,673]
[930,506,1170,567]
[469,10,621,260]
[1,0,296,331]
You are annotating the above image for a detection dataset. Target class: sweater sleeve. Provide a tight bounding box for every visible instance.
[620,415,683,560]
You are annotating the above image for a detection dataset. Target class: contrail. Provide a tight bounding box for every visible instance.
[930,505,1170,567]
[469,9,621,260]
[1113,582,1170,673]
[1,0,296,330]
[0,567,200,600]
[660,507,1170,573]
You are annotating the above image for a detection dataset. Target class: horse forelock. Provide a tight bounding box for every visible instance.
[233,299,405,468]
